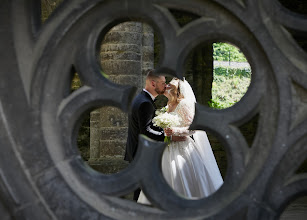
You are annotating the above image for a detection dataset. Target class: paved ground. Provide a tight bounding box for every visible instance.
[280,197,307,220]
[214,61,251,69]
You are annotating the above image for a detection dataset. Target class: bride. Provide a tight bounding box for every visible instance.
[138,78,223,204]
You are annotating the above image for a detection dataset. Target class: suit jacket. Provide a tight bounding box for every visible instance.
[125,91,165,162]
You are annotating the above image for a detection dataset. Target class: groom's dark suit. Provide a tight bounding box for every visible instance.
[125,90,165,162]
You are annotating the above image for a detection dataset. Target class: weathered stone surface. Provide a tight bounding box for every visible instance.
[100,51,141,61]
[100,127,128,140]
[142,62,154,72]
[142,34,154,48]
[142,46,154,63]
[103,32,143,45]
[142,23,154,78]
[99,107,128,127]
[91,22,146,172]
[89,139,100,160]
[207,134,227,178]
[291,82,307,130]
[280,196,307,220]
[100,44,140,53]
[108,75,141,87]
[35,167,100,219]
[101,60,142,75]
[88,157,129,174]
[142,23,153,32]
[100,140,126,156]
[90,110,101,160]
[5,1,307,219]
[110,22,142,32]
[0,200,10,220]
[89,120,99,128]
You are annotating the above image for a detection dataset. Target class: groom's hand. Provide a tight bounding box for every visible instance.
[171,135,187,142]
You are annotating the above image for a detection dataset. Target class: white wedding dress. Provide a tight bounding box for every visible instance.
[138,98,223,204]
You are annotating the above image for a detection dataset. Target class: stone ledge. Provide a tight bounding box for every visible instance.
[88,157,129,174]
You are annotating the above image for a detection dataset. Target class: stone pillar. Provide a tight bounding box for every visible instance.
[141,23,154,86]
[89,22,154,173]
[89,109,100,160]
[193,44,214,105]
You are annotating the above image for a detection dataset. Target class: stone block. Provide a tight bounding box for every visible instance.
[142,62,154,71]
[89,141,100,159]
[142,23,153,33]
[107,75,141,88]
[110,22,142,33]
[103,32,142,45]
[100,51,141,61]
[90,111,100,121]
[99,106,128,127]
[100,127,128,141]
[142,34,154,47]
[101,60,142,75]
[88,157,129,174]
[100,44,140,53]
[100,140,126,156]
[89,121,99,128]
[142,46,154,62]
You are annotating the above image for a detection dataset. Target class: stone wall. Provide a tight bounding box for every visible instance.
[88,22,154,173]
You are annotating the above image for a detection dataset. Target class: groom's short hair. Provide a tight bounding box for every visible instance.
[146,69,162,81]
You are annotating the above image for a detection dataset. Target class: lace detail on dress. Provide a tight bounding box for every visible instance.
[171,99,195,136]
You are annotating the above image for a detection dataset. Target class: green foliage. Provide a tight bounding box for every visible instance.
[101,71,110,79]
[211,66,251,109]
[213,42,247,62]
[41,0,63,22]
[214,67,251,78]
[208,99,234,109]
[211,43,251,109]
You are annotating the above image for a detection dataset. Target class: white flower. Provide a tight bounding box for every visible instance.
[155,106,169,116]
[152,111,181,129]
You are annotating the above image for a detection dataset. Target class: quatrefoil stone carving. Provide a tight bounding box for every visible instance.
[0,0,306,219]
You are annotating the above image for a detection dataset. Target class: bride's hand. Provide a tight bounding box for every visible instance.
[164,128,173,136]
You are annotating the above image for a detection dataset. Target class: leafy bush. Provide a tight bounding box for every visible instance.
[211,66,251,109]
[208,99,234,109]
[214,67,251,78]
[213,42,247,62]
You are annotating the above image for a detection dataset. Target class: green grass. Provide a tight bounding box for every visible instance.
[210,67,251,109]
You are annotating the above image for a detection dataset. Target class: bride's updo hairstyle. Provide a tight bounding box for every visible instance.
[168,78,184,104]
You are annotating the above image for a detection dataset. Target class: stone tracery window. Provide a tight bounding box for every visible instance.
[0,0,306,219]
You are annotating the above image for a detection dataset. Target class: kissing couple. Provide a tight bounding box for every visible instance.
[125,69,223,204]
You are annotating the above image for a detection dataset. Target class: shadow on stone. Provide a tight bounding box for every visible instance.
[279,196,307,220]
[238,114,259,148]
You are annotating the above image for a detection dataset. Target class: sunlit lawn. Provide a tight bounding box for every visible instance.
[211,67,251,109]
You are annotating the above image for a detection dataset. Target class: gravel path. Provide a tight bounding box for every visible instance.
[214,61,251,69]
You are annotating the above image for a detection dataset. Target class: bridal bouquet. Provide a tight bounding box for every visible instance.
[152,107,181,144]
[155,105,168,116]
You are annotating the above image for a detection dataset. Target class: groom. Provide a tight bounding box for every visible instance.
[125,69,185,201]
[125,70,166,163]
